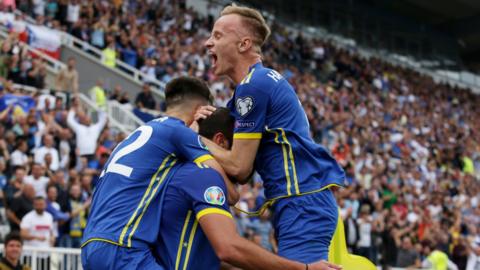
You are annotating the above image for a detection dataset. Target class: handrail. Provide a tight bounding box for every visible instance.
[7,10,166,100]
[78,93,131,134]
[10,82,136,134]
[107,100,145,131]
[0,24,66,73]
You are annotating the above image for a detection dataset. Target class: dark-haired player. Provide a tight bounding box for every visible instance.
[81,77,237,270]
[155,108,341,270]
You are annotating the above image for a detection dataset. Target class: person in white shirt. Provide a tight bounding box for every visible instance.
[24,163,50,199]
[20,196,55,248]
[34,134,60,171]
[10,139,29,168]
[66,0,80,25]
[67,105,107,160]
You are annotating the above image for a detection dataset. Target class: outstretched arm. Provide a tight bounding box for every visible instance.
[199,213,342,270]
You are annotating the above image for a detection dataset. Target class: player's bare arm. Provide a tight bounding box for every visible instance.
[199,213,342,270]
[202,137,260,183]
[195,105,260,183]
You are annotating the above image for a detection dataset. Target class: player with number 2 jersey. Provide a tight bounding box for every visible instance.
[81,77,232,270]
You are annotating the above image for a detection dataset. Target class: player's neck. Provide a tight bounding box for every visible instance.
[166,109,193,126]
[230,56,261,85]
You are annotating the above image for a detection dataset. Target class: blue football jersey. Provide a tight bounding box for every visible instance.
[155,163,231,270]
[82,117,213,248]
[227,62,346,199]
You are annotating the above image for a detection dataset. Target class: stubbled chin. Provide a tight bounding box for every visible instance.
[212,65,221,75]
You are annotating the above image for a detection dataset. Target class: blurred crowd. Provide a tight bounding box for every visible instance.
[0,0,478,269]
[0,68,124,250]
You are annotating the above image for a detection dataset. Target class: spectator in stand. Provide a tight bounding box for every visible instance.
[56,57,79,107]
[89,79,107,110]
[395,236,420,268]
[3,166,26,206]
[25,58,46,89]
[420,240,459,270]
[45,185,69,244]
[139,58,157,83]
[66,0,80,29]
[90,21,106,49]
[34,134,59,171]
[102,40,117,68]
[66,100,107,161]
[0,232,30,270]
[356,205,375,262]
[121,43,138,68]
[246,210,277,253]
[66,183,90,248]
[109,85,130,105]
[9,138,28,168]
[135,83,156,110]
[24,163,49,198]
[20,196,55,248]
[6,184,35,232]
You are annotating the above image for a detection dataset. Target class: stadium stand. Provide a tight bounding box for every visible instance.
[0,0,478,269]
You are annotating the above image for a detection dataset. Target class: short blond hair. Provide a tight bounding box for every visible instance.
[221,4,271,51]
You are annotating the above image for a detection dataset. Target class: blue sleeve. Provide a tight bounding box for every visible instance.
[173,125,213,163]
[230,83,268,139]
[181,167,232,220]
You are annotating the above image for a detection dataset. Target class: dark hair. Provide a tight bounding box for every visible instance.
[14,165,26,172]
[4,232,22,246]
[46,184,57,192]
[164,77,213,109]
[34,196,45,201]
[198,107,235,147]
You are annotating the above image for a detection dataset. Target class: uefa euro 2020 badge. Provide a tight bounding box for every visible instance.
[204,186,226,206]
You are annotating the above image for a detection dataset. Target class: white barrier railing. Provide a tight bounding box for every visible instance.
[77,93,131,135]
[0,246,82,270]
[8,82,135,134]
[5,10,165,101]
[107,100,144,132]
[0,24,66,74]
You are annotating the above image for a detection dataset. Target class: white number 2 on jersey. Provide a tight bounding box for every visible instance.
[101,126,153,178]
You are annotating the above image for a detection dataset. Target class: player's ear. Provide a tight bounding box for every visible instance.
[238,37,252,53]
[212,132,228,149]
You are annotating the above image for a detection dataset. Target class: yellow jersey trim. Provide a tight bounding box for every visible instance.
[193,154,213,164]
[234,184,340,217]
[196,208,233,221]
[81,238,123,248]
[182,220,199,270]
[240,68,255,85]
[233,133,263,139]
[280,128,300,194]
[127,158,177,247]
[119,155,172,246]
[175,210,192,270]
[266,128,292,196]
